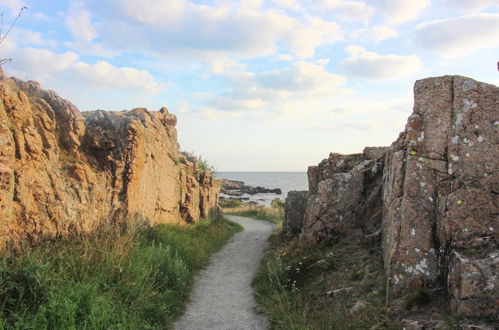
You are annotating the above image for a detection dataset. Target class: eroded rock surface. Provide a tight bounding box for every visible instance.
[0,76,220,253]
[284,76,498,325]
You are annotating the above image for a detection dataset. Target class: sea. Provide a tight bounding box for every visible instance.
[215,172,308,206]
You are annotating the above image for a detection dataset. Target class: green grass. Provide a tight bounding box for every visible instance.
[252,233,392,330]
[0,218,242,329]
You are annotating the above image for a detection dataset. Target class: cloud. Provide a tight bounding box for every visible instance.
[352,25,399,43]
[445,0,499,11]
[272,0,302,11]
[7,47,164,94]
[340,46,422,79]
[0,0,25,11]
[65,1,111,56]
[85,0,341,59]
[208,57,246,74]
[194,61,351,123]
[321,0,374,22]
[66,2,96,43]
[415,13,499,56]
[178,101,189,113]
[375,0,430,24]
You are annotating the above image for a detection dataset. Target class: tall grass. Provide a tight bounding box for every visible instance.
[0,218,242,329]
[252,234,391,329]
[223,204,284,225]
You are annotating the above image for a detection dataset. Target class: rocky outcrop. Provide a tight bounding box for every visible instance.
[220,178,282,196]
[0,76,220,253]
[302,148,386,243]
[284,76,498,324]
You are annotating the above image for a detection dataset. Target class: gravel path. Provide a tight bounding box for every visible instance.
[175,215,274,330]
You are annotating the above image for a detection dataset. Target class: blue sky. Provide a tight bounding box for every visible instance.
[1,0,498,171]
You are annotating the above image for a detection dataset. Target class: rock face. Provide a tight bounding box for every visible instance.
[302,148,385,242]
[284,76,498,323]
[0,76,220,253]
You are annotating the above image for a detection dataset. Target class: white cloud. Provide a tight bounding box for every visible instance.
[352,25,399,43]
[86,0,341,59]
[276,54,294,61]
[208,57,245,74]
[415,13,499,56]
[194,61,351,123]
[65,1,111,57]
[272,0,302,11]
[66,2,96,43]
[0,0,25,11]
[321,0,374,22]
[340,46,422,79]
[10,28,57,47]
[445,0,499,11]
[375,0,430,24]
[178,101,189,113]
[7,47,164,94]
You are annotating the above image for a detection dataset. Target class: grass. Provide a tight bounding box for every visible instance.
[0,217,242,329]
[252,232,393,330]
[223,202,284,225]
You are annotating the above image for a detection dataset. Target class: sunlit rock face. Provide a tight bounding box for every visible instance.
[0,76,220,254]
[284,76,498,320]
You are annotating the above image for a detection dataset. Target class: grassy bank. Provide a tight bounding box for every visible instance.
[221,199,284,225]
[252,232,391,330]
[0,218,242,329]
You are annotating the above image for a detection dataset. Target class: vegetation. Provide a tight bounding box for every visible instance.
[252,233,391,329]
[222,202,284,225]
[197,157,215,172]
[218,199,243,208]
[0,218,242,329]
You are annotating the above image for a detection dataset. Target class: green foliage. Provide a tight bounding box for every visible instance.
[197,157,215,172]
[0,218,242,329]
[219,199,243,208]
[270,198,285,209]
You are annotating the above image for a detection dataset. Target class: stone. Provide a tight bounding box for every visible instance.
[350,299,367,313]
[0,76,220,253]
[283,190,309,236]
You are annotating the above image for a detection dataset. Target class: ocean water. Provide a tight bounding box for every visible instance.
[215,172,308,206]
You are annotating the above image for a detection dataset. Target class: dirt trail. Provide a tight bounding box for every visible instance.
[175,215,274,330]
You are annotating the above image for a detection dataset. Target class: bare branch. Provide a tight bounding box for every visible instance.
[0,6,28,44]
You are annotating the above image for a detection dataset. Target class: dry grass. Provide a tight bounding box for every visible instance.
[223,204,284,226]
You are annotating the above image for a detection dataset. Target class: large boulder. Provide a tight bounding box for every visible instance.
[283,190,309,236]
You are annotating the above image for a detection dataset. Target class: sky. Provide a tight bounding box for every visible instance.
[0,0,498,171]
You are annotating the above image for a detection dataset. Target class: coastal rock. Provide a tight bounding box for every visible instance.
[285,76,498,323]
[220,178,282,195]
[302,150,385,243]
[0,76,220,253]
[283,190,309,236]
